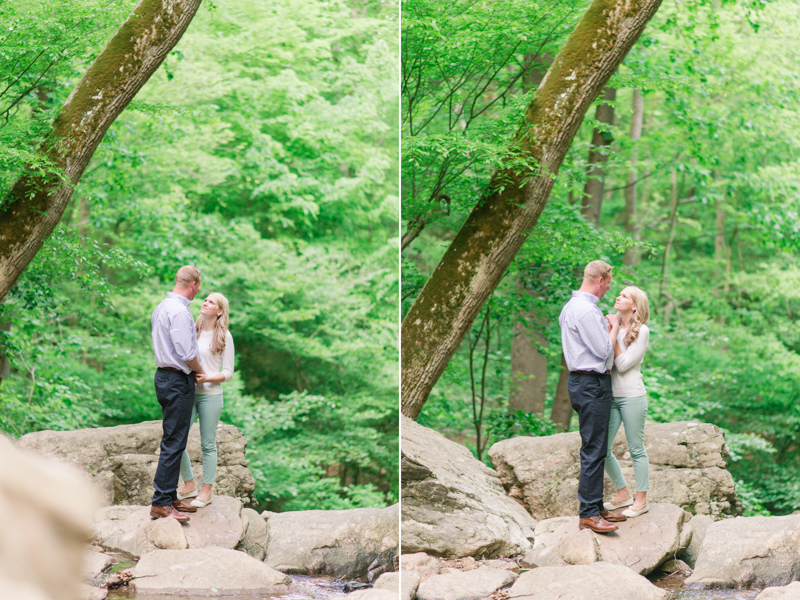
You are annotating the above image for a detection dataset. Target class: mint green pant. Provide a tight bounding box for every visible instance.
[604,394,650,492]
[179,393,223,486]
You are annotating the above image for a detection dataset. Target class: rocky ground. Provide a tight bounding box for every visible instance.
[399,418,800,600]
[9,422,400,600]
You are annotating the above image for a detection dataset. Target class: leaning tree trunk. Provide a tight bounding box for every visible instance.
[581,87,616,227]
[0,0,204,300]
[550,354,573,431]
[401,0,663,420]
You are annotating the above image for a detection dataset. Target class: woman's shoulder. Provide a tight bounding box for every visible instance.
[225,329,234,343]
[640,324,650,335]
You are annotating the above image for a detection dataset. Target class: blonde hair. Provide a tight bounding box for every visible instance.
[583,260,613,283]
[195,292,229,354]
[176,265,201,287]
[622,286,650,346]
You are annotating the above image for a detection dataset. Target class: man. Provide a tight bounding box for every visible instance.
[559,260,626,533]
[150,265,206,521]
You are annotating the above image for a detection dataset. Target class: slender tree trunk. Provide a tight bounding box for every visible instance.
[550,354,572,431]
[623,89,644,266]
[582,87,616,227]
[509,274,548,414]
[0,0,203,301]
[401,0,663,420]
[659,169,679,298]
[715,201,726,259]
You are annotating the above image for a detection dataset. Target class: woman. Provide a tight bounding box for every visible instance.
[603,286,651,518]
[177,292,234,508]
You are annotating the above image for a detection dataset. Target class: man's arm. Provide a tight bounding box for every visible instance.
[185,355,204,374]
[577,311,615,362]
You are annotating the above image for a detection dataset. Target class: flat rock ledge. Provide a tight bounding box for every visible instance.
[133,547,290,595]
[263,504,398,582]
[523,503,691,576]
[686,513,800,589]
[508,563,670,600]
[18,421,255,506]
[401,417,536,558]
[489,421,742,521]
[93,495,265,559]
[416,566,517,600]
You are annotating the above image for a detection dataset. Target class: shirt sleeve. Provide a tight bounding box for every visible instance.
[576,310,614,363]
[221,332,235,382]
[170,309,198,362]
[615,326,649,373]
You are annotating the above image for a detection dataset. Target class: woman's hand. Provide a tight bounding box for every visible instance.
[195,372,212,385]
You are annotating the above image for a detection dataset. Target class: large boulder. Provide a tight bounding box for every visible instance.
[508,562,670,600]
[416,566,517,600]
[94,495,245,558]
[686,514,800,588]
[489,421,741,521]
[237,507,267,560]
[401,417,536,558]
[0,437,98,600]
[17,421,255,506]
[133,547,290,594]
[522,503,690,576]
[263,504,398,582]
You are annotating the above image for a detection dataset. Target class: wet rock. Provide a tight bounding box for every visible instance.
[686,514,800,588]
[81,551,112,580]
[237,507,267,560]
[522,503,691,575]
[489,421,742,521]
[18,421,255,506]
[343,590,398,600]
[416,566,517,600]
[661,558,692,574]
[756,582,800,599]
[133,547,290,594]
[0,437,98,600]
[401,417,536,558]
[508,562,670,600]
[678,514,713,568]
[401,552,441,581]
[264,504,398,582]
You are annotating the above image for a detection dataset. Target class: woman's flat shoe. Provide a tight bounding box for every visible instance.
[622,504,649,518]
[177,490,198,500]
[603,498,634,511]
[190,497,213,508]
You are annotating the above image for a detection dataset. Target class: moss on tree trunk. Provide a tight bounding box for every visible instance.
[401,0,664,420]
[0,0,203,300]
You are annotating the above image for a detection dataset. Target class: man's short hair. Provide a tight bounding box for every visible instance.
[583,260,612,282]
[176,265,201,286]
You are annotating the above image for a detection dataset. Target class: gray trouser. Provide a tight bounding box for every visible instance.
[179,393,223,486]
[605,394,650,492]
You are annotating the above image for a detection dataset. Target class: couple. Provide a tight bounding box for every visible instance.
[149,266,235,522]
[560,260,651,534]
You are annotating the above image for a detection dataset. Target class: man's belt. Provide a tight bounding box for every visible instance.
[571,369,612,375]
[158,366,187,374]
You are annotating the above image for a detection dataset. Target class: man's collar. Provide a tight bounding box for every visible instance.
[166,292,191,306]
[572,290,599,305]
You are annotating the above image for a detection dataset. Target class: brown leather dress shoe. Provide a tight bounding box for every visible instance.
[150,505,190,522]
[600,509,627,523]
[172,500,197,513]
[578,515,618,533]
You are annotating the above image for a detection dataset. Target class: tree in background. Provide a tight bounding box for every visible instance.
[0,0,399,512]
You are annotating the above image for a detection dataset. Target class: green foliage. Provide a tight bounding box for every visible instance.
[0,0,398,512]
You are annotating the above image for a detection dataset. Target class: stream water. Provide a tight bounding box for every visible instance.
[651,573,761,600]
[107,574,351,600]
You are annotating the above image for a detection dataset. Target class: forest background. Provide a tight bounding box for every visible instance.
[402,0,800,516]
[0,0,399,512]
